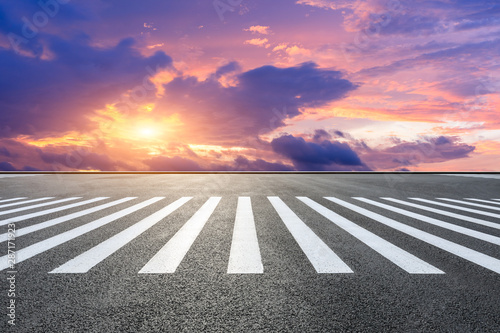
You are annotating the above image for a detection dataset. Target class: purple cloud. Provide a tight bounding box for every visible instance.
[158,62,357,143]
[39,149,135,171]
[144,156,203,171]
[0,36,172,138]
[271,134,370,171]
[361,135,476,170]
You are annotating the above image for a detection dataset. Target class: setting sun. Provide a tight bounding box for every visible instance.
[138,127,157,138]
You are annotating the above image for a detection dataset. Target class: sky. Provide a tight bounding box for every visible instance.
[0,0,499,171]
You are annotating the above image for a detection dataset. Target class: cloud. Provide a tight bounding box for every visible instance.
[271,134,369,171]
[360,135,476,170]
[296,0,347,10]
[157,62,358,143]
[230,156,294,171]
[0,161,16,171]
[244,38,270,48]
[244,25,271,35]
[285,45,312,57]
[214,61,241,78]
[312,129,332,141]
[359,38,500,78]
[272,43,288,52]
[144,155,293,171]
[0,146,12,157]
[144,156,203,171]
[0,36,172,138]
[298,0,500,37]
[39,149,135,171]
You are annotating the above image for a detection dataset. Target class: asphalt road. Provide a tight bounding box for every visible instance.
[0,173,499,332]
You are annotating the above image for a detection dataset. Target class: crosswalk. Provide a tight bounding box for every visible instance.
[1,195,499,275]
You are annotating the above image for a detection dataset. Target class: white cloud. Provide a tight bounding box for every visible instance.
[244,38,270,48]
[244,25,271,35]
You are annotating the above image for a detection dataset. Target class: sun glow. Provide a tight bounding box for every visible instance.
[138,127,158,138]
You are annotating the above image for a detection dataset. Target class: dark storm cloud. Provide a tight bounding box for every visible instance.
[158,62,358,141]
[0,161,17,171]
[270,134,369,171]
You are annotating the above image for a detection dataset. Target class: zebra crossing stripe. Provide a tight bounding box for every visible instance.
[0,197,53,209]
[465,199,500,206]
[0,197,27,204]
[410,198,500,219]
[50,197,192,273]
[302,197,443,274]
[0,197,109,227]
[437,198,500,211]
[330,198,500,275]
[0,197,80,216]
[227,197,263,274]
[381,198,500,230]
[0,197,164,271]
[269,197,352,273]
[0,197,137,242]
[139,197,221,274]
[353,198,500,245]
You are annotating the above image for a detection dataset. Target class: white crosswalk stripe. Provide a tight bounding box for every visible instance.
[227,197,263,274]
[410,198,500,219]
[353,198,500,245]
[0,197,27,204]
[0,197,109,227]
[0,197,80,216]
[381,198,500,230]
[304,197,443,274]
[0,197,137,242]
[437,198,500,211]
[269,197,352,274]
[1,196,499,276]
[330,198,500,274]
[0,197,164,271]
[0,197,53,209]
[50,197,192,273]
[465,198,500,206]
[139,197,221,274]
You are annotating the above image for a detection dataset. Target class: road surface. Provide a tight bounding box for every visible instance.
[1,173,499,332]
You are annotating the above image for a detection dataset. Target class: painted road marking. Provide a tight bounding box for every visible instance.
[410,198,500,219]
[437,198,500,211]
[139,197,221,274]
[269,197,352,274]
[332,198,500,275]
[0,197,137,242]
[303,197,443,274]
[0,198,80,216]
[0,197,164,271]
[0,197,53,209]
[0,197,108,226]
[0,197,27,204]
[227,197,263,274]
[381,198,500,230]
[353,198,500,245]
[50,197,192,273]
[465,198,500,206]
